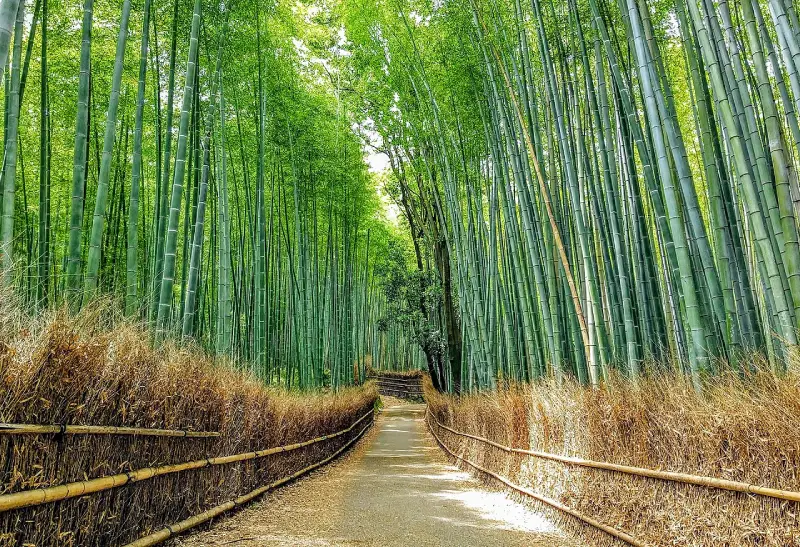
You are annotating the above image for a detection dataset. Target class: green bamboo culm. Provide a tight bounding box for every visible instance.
[36,0,48,308]
[182,16,228,336]
[0,0,21,90]
[0,0,25,284]
[83,0,131,296]
[126,0,152,316]
[65,0,92,307]
[216,68,232,355]
[157,0,201,335]
[149,0,180,324]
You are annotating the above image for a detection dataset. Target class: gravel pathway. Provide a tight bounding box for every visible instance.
[176,403,582,546]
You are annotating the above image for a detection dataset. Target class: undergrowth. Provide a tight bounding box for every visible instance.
[427,370,800,546]
[0,296,377,546]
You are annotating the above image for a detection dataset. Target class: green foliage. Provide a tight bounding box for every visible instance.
[336,0,800,392]
[10,0,800,395]
[0,0,404,390]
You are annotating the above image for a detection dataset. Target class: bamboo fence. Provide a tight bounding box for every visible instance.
[0,423,219,437]
[426,411,645,546]
[427,410,800,503]
[0,408,374,513]
[124,418,374,546]
[369,373,423,400]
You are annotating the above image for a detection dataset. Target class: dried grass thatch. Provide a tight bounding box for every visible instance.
[426,371,800,546]
[0,297,377,546]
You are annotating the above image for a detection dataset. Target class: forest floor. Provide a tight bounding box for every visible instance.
[176,402,581,546]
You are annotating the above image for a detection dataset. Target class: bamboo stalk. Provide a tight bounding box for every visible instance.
[0,409,373,513]
[124,418,374,547]
[427,411,645,546]
[0,423,219,437]
[427,410,800,503]
[471,3,594,380]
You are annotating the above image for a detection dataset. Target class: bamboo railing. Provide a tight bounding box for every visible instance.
[124,419,374,546]
[0,409,374,513]
[426,411,645,547]
[369,373,423,400]
[427,410,800,503]
[0,423,219,437]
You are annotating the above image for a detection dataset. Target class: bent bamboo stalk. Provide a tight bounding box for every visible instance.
[0,409,374,513]
[427,410,800,503]
[427,413,645,547]
[0,423,219,437]
[124,418,374,547]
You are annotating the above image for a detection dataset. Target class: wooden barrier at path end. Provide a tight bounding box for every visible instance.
[369,372,424,401]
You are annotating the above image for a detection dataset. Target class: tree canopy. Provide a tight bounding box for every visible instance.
[4,0,800,392]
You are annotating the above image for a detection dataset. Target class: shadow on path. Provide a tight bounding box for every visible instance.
[177,403,582,546]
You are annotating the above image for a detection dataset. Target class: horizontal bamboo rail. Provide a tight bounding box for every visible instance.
[368,375,423,384]
[427,412,645,547]
[379,388,423,396]
[368,375,421,381]
[0,423,219,438]
[375,381,423,389]
[371,374,424,401]
[124,418,374,547]
[375,379,423,386]
[376,383,423,391]
[0,409,374,513]
[427,410,800,503]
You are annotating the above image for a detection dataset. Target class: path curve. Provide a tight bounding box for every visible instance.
[176,404,582,546]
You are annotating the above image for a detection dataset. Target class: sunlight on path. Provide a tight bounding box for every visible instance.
[177,404,582,547]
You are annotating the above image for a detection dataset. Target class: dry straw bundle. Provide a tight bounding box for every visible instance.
[426,371,800,546]
[0,297,377,546]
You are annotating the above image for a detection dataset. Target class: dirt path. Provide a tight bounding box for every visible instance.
[176,403,582,546]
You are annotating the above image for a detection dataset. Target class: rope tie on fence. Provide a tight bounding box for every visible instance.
[426,409,800,503]
[123,416,375,547]
[0,408,374,514]
[0,423,220,438]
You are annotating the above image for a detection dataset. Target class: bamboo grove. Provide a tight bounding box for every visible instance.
[6,0,800,395]
[0,0,410,388]
[338,0,800,391]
